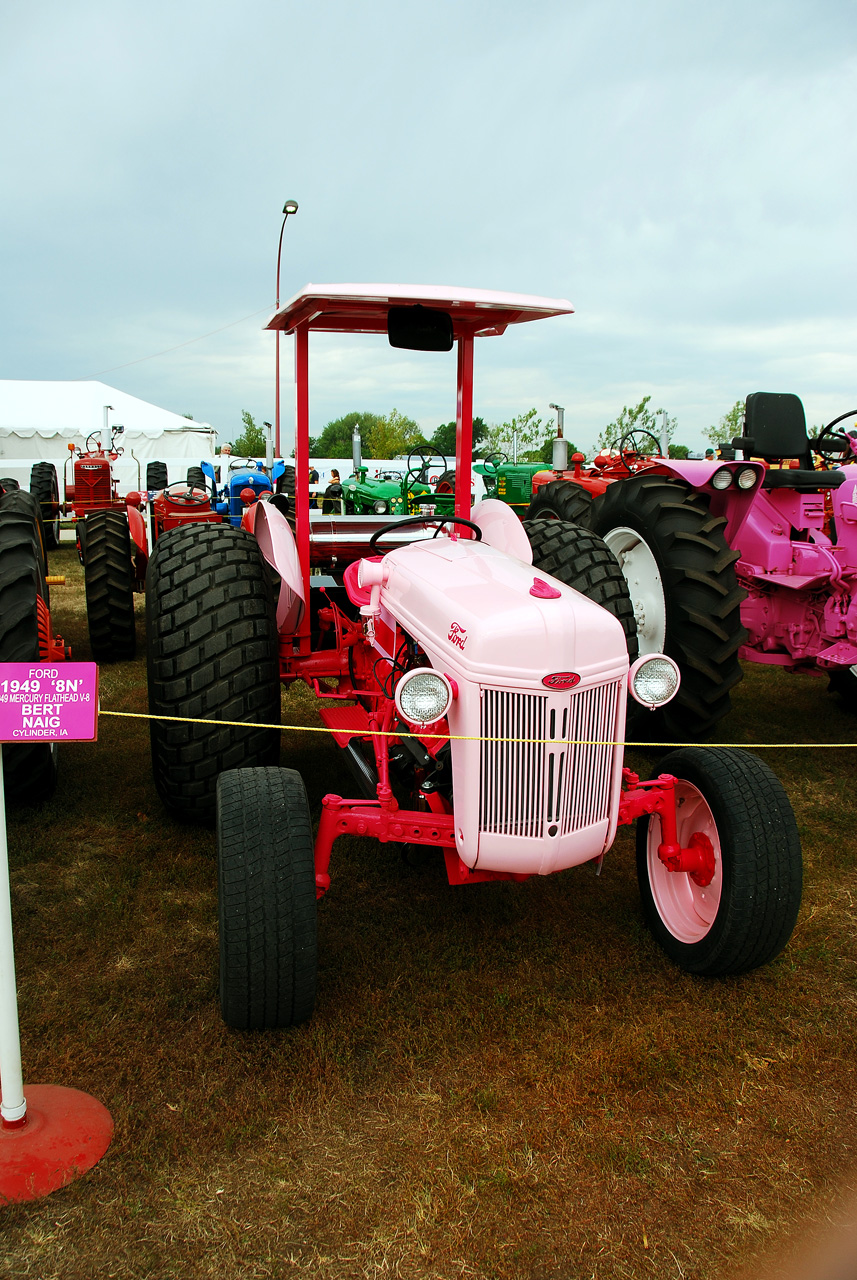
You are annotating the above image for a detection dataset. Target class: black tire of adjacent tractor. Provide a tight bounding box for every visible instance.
[83,509,137,662]
[0,500,59,803]
[29,462,60,550]
[217,767,317,1029]
[828,665,857,713]
[147,461,168,491]
[522,518,638,662]
[589,474,746,741]
[0,478,20,493]
[276,465,296,497]
[186,465,206,492]
[525,479,595,526]
[636,747,802,976]
[0,489,49,582]
[146,523,281,823]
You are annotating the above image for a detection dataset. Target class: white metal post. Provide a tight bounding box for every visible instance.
[0,746,26,1126]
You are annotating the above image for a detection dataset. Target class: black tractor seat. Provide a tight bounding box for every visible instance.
[733,392,847,492]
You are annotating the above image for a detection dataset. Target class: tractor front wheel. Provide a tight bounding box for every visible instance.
[636,747,802,975]
[146,523,281,823]
[525,479,594,526]
[217,767,317,1029]
[522,518,638,661]
[83,509,136,662]
[589,474,746,740]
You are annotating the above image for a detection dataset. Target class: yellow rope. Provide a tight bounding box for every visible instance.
[98,709,854,749]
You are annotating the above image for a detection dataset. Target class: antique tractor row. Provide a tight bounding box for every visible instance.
[144,284,803,1032]
[523,399,857,741]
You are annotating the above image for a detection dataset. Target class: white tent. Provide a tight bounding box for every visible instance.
[0,380,216,493]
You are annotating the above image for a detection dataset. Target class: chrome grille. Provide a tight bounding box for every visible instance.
[479,681,622,838]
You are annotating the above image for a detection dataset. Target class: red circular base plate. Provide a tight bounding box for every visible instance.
[0,1083,113,1204]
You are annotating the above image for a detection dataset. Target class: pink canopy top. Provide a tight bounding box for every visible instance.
[266,283,574,337]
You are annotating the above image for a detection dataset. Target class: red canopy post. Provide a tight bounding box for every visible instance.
[454,331,474,525]
[294,323,312,648]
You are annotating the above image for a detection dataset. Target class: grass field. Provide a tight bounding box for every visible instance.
[1,544,856,1279]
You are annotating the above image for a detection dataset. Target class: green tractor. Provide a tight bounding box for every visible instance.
[343,450,460,516]
[475,452,552,515]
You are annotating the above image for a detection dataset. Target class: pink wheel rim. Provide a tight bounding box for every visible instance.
[647,779,722,943]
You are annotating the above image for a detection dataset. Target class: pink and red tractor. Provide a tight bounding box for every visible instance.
[524,398,857,740]
[144,284,803,1030]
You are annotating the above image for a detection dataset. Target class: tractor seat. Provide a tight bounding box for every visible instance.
[733,392,846,492]
[321,482,344,514]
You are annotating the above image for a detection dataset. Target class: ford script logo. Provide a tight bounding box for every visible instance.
[542,672,580,690]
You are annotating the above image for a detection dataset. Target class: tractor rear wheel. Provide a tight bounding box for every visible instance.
[523,518,638,661]
[29,462,60,550]
[217,767,317,1029]
[186,466,206,491]
[83,509,136,662]
[829,665,857,713]
[146,461,168,491]
[0,496,59,803]
[146,523,281,823]
[0,489,49,581]
[276,465,296,497]
[636,747,802,975]
[526,478,594,526]
[589,474,746,741]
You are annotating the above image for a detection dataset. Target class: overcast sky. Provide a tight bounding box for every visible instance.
[2,0,855,453]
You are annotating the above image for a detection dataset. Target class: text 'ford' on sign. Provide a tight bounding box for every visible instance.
[0,663,99,743]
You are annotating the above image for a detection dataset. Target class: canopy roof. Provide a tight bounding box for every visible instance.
[266,284,574,337]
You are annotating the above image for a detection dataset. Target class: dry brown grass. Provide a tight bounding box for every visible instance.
[1,544,856,1279]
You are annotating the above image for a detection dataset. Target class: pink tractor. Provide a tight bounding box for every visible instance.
[533,396,857,738]
[145,285,802,1029]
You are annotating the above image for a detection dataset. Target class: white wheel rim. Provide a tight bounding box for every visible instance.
[603,525,666,653]
[646,779,722,943]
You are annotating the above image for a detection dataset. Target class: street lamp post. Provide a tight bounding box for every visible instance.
[274,200,299,458]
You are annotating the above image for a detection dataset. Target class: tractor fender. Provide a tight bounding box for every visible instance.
[645,458,764,546]
[471,499,533,563]
[126,501,149,576]
[242,499,305,632]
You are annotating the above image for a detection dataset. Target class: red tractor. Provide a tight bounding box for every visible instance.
[144,284,803,1031]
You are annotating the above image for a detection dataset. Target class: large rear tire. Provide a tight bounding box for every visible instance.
[29,463,60,551]
[522,518,638,661]
[186,466,206,492]
[0,496,59,803]
[636,747,802,975]
[526,479,594,526]
[217,767,317,1029]
[146,523,281,823]
[83,509,136,662]
[589,474,746,740]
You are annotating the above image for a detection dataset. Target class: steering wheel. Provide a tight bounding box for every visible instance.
[165,483,210,506]
[481,451,508,475]
[85,431,102,453]
[368,514,483,551]
[406,449,448,488]
[229,458,256,471]
[616,428,662,471]
[814,412,857,466]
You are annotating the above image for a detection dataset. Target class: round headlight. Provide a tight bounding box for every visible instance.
[629,655,680,708]
[373,500,388,514]
[737,467,758,490]
[395,669,453,727]
[711,467,733,490]
[348,484,357,492]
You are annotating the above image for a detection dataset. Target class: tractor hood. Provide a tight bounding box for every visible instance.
[380,535,628,687]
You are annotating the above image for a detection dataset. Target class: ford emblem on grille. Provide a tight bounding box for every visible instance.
[542,672,580,690]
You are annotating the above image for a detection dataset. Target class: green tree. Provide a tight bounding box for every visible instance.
[705,400,744,448]
[597,396,676,453]
[485,408,552,462]
[365,408,426,458]
[430,417,488,457]
[229,410,267,456]
[311,411,385,458]
[538,435,579,465]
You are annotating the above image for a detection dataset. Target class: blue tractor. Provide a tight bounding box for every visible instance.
[198,458,295,527]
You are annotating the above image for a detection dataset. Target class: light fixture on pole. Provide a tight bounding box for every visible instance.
[275,200,299,458]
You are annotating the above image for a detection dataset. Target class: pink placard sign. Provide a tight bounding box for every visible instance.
[0,663,99,743]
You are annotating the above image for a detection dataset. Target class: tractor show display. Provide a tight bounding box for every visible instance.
[13,281,857,1042]
[140,284,803,1032]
